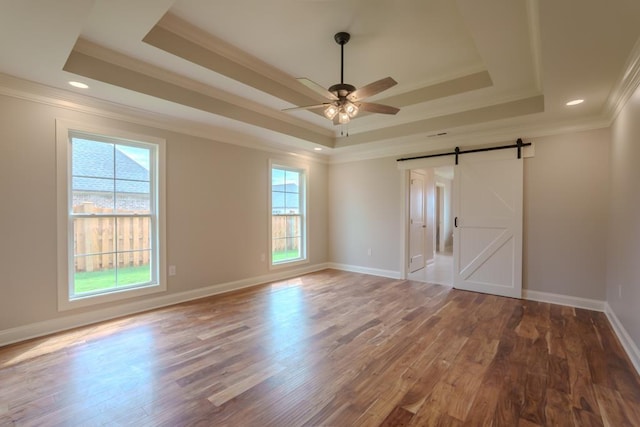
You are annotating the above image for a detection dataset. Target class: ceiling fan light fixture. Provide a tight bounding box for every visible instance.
[285,32,399,124]
[338,109,350,124]
[345,101,359,118]
[324,104,338,120]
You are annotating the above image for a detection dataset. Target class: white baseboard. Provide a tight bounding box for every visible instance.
[604,303,640,375]
[327,263,402,280]
[0,263,329,348]
[523,289,605,312]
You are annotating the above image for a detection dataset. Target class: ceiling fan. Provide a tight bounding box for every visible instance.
[283,32,400,125]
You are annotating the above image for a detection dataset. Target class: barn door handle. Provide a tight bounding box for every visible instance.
[455,217,458,228]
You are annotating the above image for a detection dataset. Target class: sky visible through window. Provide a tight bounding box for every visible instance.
[117,145,150,169]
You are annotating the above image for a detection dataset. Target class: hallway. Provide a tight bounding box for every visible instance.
[408,252,453,286]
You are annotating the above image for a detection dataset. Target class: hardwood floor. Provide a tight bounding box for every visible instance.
[1,269,639,426]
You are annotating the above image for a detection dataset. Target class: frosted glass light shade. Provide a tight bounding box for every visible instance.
[324,105,338,120]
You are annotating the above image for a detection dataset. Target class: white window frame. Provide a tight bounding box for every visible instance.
[56,119,167,311]
[269,160,308,269]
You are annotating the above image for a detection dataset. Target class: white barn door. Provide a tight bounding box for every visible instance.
[453,149,523,298]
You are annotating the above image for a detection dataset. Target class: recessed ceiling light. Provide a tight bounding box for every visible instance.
[69,81,89,89]
[566,99,584,106]
[314,147,323,151]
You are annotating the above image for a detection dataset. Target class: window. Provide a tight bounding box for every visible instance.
[270,163,307,266]
[57,120,166,309]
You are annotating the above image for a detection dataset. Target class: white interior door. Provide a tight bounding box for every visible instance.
[409,171,426,273]
[453,150,523,298]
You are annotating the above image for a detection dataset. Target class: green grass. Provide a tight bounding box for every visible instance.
[272,249,301,262]
[74,265,151,294]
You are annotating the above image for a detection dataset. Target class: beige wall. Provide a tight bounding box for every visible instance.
[328,158,402,273]
[0,94,329,331]
[328,129,611,301]
[607,85,640,349]
[523,129,610,299]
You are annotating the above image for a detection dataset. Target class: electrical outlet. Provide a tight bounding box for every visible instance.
[169,265,176,276]
[367,248,372,256]
[260,253,266,262]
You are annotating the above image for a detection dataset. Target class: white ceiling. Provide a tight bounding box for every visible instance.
[1,0,639,160]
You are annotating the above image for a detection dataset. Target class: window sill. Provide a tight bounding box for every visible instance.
[58,282,166,311]
[270,258,309,271]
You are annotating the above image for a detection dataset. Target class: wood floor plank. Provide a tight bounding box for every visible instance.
[0,269,638,426]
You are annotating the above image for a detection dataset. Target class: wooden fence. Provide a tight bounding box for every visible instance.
[73,202,150,272]
[272,214,301,252]
[74,203,301,272]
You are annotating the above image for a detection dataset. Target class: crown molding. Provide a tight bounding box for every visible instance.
[603,36,640,123]
[328,114,610,164]
[0,72,329,164]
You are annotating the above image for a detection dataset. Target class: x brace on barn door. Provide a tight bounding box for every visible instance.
[396,138,531,164]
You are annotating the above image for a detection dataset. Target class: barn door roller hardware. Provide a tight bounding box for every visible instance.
[396,138,531,164]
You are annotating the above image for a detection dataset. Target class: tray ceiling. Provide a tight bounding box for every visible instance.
[1,0,639,158]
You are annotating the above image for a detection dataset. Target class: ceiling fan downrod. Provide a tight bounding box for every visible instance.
[329,32,355,97]
[335,31,350,84]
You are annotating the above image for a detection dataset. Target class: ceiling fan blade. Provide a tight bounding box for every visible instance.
[347,77,398,102]
[281,103,330,112]
[358,102,400,115]
[297,78,339,101]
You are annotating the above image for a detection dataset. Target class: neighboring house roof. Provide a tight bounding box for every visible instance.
[72,138,149,194]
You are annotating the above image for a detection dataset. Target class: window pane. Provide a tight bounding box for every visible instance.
[272,168,285,186]
[272,191,285,214]
[271,237,301,263]
[286,215,301,238]
[284,170,299,191]
[116,217,152,252]
[272,215,302,263]
[116,179,150,213]
[74,253,116,294]
[287,237,301,259]
[115,145,150,181]
[73,217,115,257]
[72,177,115,213]
[272,238,298,262]
[117,251,152,287]
[72,139,115,179]
[272,216,286,239]
[284,193,299,213]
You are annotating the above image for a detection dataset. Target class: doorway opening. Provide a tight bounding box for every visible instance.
[406,166,454,286]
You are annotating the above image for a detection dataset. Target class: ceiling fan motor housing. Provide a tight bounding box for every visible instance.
[329,83,356,98]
